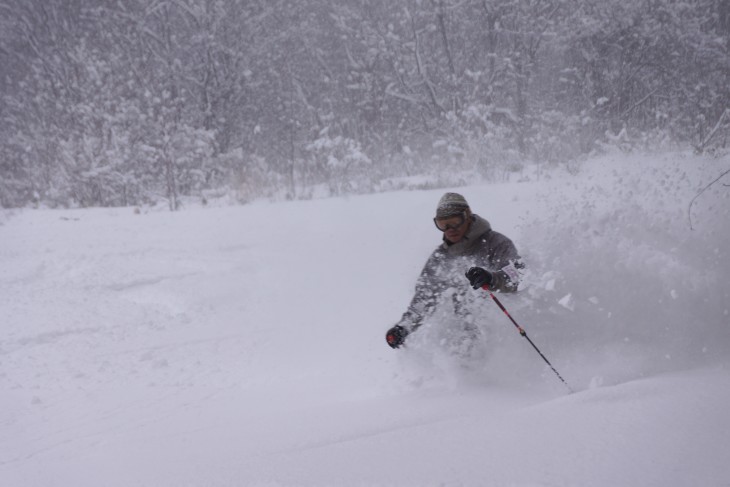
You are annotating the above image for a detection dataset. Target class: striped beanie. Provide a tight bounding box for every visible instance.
[435,192,470,219]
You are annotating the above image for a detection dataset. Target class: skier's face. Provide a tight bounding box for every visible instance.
[435,213,469,243]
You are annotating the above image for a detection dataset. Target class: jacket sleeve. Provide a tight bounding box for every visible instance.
[484,233,524,293]
[396,249,449,332]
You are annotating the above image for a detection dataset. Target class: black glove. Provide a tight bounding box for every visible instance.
[385,325,409,349]
[465,266,493,290]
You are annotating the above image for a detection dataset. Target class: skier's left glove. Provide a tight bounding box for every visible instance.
[466,266,493,290]
[385,325,409,349]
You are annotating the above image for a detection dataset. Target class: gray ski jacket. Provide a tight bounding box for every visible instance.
[397,214,522,332]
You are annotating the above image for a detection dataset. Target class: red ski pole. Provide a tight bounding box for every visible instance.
[483,284,573,393]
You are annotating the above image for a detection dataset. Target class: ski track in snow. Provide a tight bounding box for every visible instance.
[1,152,729,486]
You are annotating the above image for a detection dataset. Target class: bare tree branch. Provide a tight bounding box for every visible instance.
[688,168,730,230]
[694,108,730,154]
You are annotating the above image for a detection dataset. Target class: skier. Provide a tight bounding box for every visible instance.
[385,192,523,349]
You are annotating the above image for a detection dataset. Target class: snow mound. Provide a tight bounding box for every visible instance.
[1,152,729,486]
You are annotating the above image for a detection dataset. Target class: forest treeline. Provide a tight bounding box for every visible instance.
[0,0,728,208]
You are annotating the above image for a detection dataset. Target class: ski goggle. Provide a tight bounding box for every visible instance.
[433,212,466,232]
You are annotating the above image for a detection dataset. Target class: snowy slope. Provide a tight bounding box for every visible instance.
[1,151,729,486]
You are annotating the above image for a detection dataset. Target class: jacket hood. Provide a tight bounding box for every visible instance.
[441,214,491,256]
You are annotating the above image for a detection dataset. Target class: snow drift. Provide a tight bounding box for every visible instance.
[1,151,728,486]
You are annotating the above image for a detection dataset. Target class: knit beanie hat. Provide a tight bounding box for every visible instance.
[435,192,470,219]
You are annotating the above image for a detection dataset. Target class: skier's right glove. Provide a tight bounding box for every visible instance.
[466,266,493,290]
[385,325,409,349]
